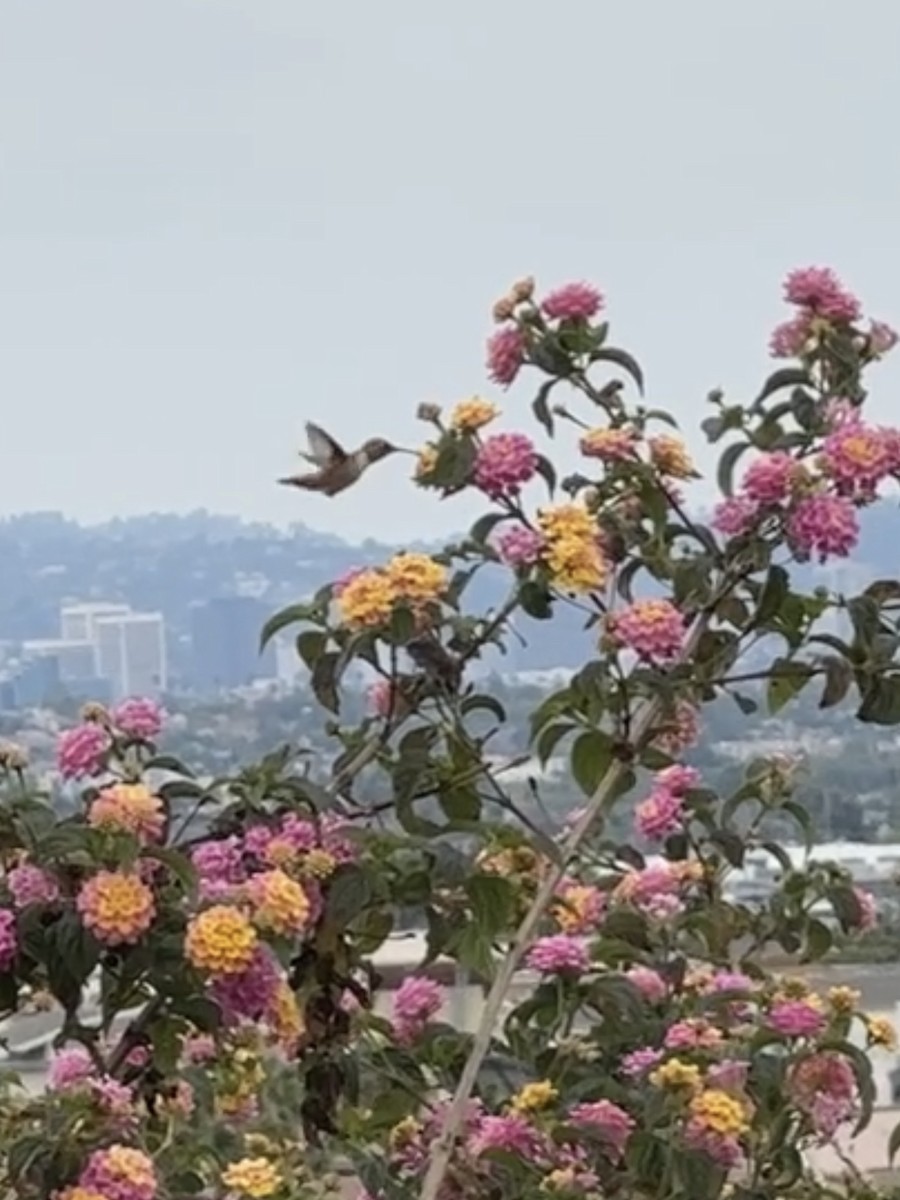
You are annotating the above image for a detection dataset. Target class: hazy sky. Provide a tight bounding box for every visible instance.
[2,1,900,542]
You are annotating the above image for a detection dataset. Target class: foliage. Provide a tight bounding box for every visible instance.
[1,268,900,1199]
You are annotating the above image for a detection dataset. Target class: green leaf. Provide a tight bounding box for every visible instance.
[865,579,900,606]
[753,366,811,409]
[887,1119,900,1164]
[452,924,495,979]
[438,786,481,823]
[535,720,574,766]
[460,693,506,723]
[388,604,417,645]
[260,601,317,651]
[142,845,197,896]
[45,913,100,1011]
[570,730,612,796]
[466,875,515,938]
[716,440,749,497]
[519,580,553,620]
[469,512,507,545]
[857,674,900,725]
[766,659,814,713]
[755,565,789,626]
[782,799,814,850]
[590,346,644,394]
[311,651,341,713]
[296,629,328,669]
[326,864,374,924]
[534,455,556,496]
[819,655,852,709]
[801,917,833,963]
[531,381,556,436]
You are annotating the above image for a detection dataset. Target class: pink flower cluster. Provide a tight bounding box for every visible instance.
[790,1051,857,1138]
[786,492,859,562]
[494,523,545,568]
[614,861,694,921]
[625,965,667,1004]
[820,415,900,500]
[0,909,16,971]
[473,432,538,500]
[487,326,526,386]
[713,447,865,564]
[768,998,826,1039]
[610,599,685,663]
[111,696,165,741]
[7,862,58,908]
[654,699,700,757]
[567,1099,634,1159]
[190,811,355,905]
[634,764,699,842]
[210,943,282,1025]
[527,934,590,977]
[770,265,897,361]
[683,1117,744,1168]
[57,722,110,779]
[541,281,604,322]
[391,975,444,1044]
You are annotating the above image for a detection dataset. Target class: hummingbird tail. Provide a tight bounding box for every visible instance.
[278,474,317,490]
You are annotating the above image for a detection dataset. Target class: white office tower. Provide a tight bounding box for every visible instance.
[60,602,132,645]
[93,612,168,699]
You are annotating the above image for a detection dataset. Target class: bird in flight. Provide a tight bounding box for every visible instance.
[278,423,403,496]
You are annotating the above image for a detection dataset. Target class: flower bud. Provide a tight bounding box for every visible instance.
[492,296,516,322]
[416,401,442,423]
[510,276,535,303]
[81,701,110,725]
[0,740,27,770]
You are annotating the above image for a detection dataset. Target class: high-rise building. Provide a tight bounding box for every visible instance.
[191,597,275,690]
[94,612,167,699]
[60,602,132,644]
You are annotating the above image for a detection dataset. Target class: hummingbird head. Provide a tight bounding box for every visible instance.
[361,437,398,463]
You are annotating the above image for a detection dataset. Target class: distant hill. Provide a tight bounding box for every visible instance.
[0,501,897,683]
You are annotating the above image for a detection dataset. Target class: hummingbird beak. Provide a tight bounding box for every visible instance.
[393,447,417,455]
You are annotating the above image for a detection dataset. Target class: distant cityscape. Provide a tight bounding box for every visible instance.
[0,595,283,706]
[0,502,892,709]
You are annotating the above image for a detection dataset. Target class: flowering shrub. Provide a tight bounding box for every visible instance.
[3,268,900,1199]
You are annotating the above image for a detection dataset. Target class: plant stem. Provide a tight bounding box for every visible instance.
[418,618,707,1200]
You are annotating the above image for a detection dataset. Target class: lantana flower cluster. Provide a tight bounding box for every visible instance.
[335,552,448,629]
[714,268,900,563]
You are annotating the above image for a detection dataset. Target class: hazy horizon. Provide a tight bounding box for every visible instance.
[3,1,900,540]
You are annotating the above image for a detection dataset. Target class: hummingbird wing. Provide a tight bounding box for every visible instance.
[303,423,348,466]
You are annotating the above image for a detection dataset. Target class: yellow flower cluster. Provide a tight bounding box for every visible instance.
[247,869,310,936]
[648,434,696,480]
[450,396,499,432]
[867,1015,898,1050]
[336,553,447,628]
[270,980,305,1052]
[477,844,543,883]
[537,504,607,594]
[688,1088,751,1137]
[87,782,164,842]
[217,1046,267,1116]
[650,1057,702,1091]
[222,1157,283,1198]
[385,552,447,606]
[336,569,397,629]
[511,1079,558,1113]
[185,904,258,976]
[390,1116,422,1150]
[827,985,860,1014]
[303,848,337,879]
[552,885,597,933]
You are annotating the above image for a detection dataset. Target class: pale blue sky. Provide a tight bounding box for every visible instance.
[2,1,899,541]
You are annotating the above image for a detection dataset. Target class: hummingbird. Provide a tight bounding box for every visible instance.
[278,423,402,496]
